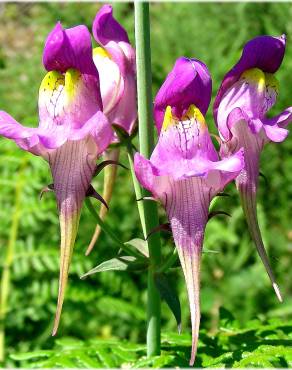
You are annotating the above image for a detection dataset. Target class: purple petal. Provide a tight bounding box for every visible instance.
[93,46,137,134]
[49,139,98,334]
[215,67,282,141]
[263,124,289,142]
[206,148,245,189]
[0,111,48,156]
[92,4,129,46]
[106,71,137,135]
[154,57,212,132]
[0,111,35,139]
[43,22,98,76]
[38,69,108,148]
[166,177,210,365]
[149,106,243,185]
[134,153,161,196]
[214,34,286,121]
[262,107,292,142]
[220,119,282,301]
[69,111,113,155]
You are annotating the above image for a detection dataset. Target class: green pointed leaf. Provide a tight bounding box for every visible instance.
[154,273,181,330]
[124,238,149,257]
[81,256,147,279]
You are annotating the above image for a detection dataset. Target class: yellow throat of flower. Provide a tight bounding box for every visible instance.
[240,67,279,94]
[93,47,111,59]
[162,104,206,131]
[39,68,81,102]
[38,69,82,120]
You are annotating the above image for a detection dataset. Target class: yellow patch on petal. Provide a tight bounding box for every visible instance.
[162,104,206,132]
[39,70,64,93]
[93,47,111,59]
[162,105,174,131]
[241,68,265,92]
[183,104,206,130]
[65,68,81,99]
[39,68,81,119]
[265,73,279,93]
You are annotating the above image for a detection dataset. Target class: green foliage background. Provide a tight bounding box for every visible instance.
[0,2,292,368]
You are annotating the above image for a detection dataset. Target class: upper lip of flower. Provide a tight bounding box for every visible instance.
[214,35,292,144]
[153,57,212,133]
[213,34,286,124]
[91,4,137,136]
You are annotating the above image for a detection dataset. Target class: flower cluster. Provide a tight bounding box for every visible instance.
[135,36,292,363]
[0,5,136,335]
[0,4,291,366]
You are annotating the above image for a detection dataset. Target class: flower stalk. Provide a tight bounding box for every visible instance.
[134,1,161,357]
[0,158,27,363]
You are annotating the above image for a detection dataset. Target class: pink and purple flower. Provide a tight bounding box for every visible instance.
[0,22,112,334]
[135,57,244,365]
[214,35,292,301]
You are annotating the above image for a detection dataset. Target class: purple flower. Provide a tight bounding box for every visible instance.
[0,23,112,334]
[154,57,212,133]
[214,35,292,301]
[135,58,244,365]
[92,4,137,136]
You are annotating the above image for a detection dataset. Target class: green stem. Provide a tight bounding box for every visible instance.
[126,143,146,235]
[85,198,141,259]
[157,249,178,274]
[134,1,161,357]
[0,159,26,364]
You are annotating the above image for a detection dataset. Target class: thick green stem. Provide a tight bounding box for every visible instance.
[0,159,26,363]
[134,1,161,357]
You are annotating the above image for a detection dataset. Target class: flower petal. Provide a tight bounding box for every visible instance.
[107,72,137,135]
[92,4,129,46]
[93,47,137,134]
[262,107,292,142]
[0,111,48,156]
[214,34,286,121]
[134,153,158,194]
[154,57,212,132]
[69,111,113,155]
[93,47,123,115]
[49,138,98,334]
[238,174,283,303]
[39,69,102,132]
[166,178,210,365]
[216,69,271,140]
[43,22,98,77]
[151,105,242,183]
[221,119,282,301]
[263,124,289,142]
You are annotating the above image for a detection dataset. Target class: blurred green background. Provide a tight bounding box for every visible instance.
[1,1,292,368]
